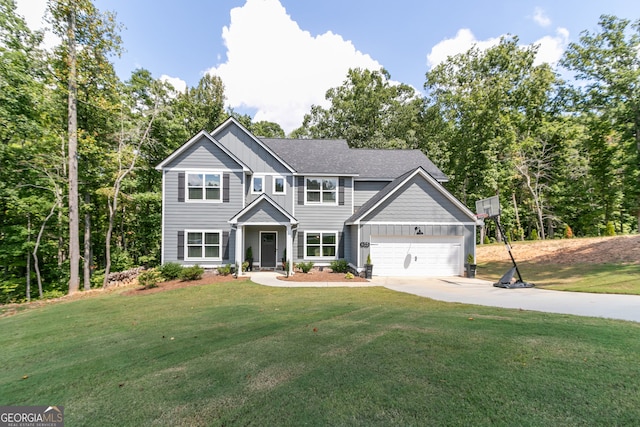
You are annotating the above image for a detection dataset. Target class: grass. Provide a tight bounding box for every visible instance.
[2,281,640,426]
[478,261,640,294]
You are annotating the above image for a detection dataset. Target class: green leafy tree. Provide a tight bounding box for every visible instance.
[561,15,640,233]
[296,68,423,148]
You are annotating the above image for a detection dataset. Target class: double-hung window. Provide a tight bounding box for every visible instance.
[305,232,337,258]
[186,231,221,260]
[252,176,264,194]
[305,177,337,204]
[187,172,221,201]
[273,176,286,195]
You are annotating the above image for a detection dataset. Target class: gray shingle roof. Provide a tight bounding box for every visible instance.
[261,138,447,181]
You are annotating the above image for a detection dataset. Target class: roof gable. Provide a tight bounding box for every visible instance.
[155,130,250,171]
[346,167,475,224]
[229,194,298,225]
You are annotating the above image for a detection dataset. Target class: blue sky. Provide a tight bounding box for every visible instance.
[16,0,640,133]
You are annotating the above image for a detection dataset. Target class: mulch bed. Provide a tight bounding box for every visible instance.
[276,269,368,282]
[121,271,249,296]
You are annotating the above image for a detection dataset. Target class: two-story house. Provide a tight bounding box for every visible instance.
[156,117,477,277]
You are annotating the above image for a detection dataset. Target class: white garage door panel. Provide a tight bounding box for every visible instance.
[370,236,463,277]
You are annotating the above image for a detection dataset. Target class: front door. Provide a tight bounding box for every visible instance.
[261,232,277,268]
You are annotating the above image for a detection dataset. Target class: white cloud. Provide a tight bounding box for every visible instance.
[207,0,382,133]
[426,28,503,69]
[532,28,569,66]
[160,75,187,94]
[533,7,551,27]
[15,0,60,50]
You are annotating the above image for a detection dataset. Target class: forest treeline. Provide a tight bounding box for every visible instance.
[1,0,638,301]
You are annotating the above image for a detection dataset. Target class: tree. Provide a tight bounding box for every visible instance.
[176,73,226,135]
[48,0,123,293]
[295,68,423,148]
[561,15,640,232]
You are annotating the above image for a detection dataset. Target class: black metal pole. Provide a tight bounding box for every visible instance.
[494,216,524,283]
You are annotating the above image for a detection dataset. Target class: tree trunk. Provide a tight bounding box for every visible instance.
[26,215,31,302]
[67,5,80,294]
[512,192,523,241]
[103,195,115,287]
[83,193,91,290]
[34,199,58,299]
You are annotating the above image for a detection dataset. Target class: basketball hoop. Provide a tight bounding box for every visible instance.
[475,213,489,220]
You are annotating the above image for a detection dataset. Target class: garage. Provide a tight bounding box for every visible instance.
[370,235,463,277]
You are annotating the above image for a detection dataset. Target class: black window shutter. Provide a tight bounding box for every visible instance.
[222,231,229,260]
[338,232,344,258]
[339,178,345,206]
[223,173,230,202]
[177,231,184,260]
[298,176,304,205]
[298,233,305,258]
[178,172,185,202]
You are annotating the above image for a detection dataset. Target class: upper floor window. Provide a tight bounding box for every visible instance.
[252,176,264,194]
[188,173,221,201]
[273,176,286,195]
[306,177,337,204]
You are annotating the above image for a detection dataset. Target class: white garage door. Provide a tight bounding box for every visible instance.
[370,236,463,277]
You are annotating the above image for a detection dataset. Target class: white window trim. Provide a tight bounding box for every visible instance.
[184,230,222,261]
[304,177,338,205]
[273,175,286,195]
[251,175,264,195]
[186,171,223,203]
[304,230,338,260]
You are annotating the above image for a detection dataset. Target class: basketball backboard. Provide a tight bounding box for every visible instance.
[476,196,500,218]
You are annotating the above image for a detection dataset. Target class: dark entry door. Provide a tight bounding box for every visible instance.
[261,232,277,268]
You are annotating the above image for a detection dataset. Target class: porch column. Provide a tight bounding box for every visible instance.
[286,224,293,276]
[235,225,244,275]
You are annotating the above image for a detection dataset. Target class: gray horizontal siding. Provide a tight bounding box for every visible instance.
[354,180,389,209]
[362,175,472,223]
[215,123,290,174]
[164,135,242,170]
[163,169,243,265]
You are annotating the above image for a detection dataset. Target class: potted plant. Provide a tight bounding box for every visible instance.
[245,246,253,272]
[466,253,477,278]
[364,253,373,279]
[281,248,287,270]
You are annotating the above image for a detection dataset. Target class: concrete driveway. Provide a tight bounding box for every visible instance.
[371,276,640,323]
[249,272,640,323]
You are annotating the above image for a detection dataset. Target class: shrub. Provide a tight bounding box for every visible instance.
[563,224,574,239]
[366,253,372,265]
[344,272,355,280]
[158,262,183,280]
[296,261,314,273]
[330,259,349,273]
[529,229,539,241]
[483,235,490,244]
[606,221,616,236]
[138,268,161,289]
[217,264,232,276]
[110,248,134,272]
[180,265,205,281]
[42,289,66,300]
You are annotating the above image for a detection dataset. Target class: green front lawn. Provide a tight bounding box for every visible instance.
[478,261,640,294]
[2,282,640,426]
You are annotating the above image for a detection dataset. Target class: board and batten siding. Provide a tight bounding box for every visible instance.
[245,175,294,214]
[237,200,291,223]
[362,175,472,223]
[163,169,243,265]
[215,123,291,174]
[358,223,475,269]
[163,135,242,171]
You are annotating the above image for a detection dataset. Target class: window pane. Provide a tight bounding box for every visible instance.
[307,191,320,202]
[188,174,203,187]
[322,233,336,244]
[204,246,219,258]
[306,233,320,245]
[204,233,219,244]
[205,188,220,200]
[322,246,336,257]
[189,188,203,200]
[323,191,336,203]
[275,178,284,193]
[253,177,263,192]
[306,178,321,190]
[322,179,336,190]
[205,174,220,187]
[188,246,202,258]
[187,232,202,244]
[306,246,320,257]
